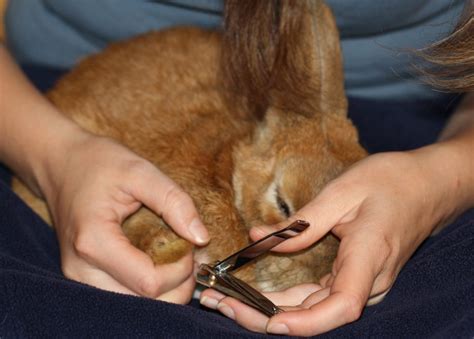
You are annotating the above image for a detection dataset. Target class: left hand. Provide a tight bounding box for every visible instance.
[37,133,209,302]
[200,146,470,336]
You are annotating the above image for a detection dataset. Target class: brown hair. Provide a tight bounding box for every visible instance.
[222,0,317,118]
[223,0,474,108]
[414,1,474,92]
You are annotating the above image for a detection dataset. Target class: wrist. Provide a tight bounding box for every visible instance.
[411,141,474,229]
[26,116,92,200]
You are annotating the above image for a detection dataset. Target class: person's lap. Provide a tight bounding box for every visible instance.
[0,66,472,337]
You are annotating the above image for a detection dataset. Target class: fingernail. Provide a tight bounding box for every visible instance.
[200,296,218,309]
[217,304,235,320]
[267,323,290,335]
[188,218,209,244]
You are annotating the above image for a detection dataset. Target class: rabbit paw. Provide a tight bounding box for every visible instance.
[122,207,192,265]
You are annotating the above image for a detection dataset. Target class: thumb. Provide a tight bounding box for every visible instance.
[128,162,209,246]
[250,185,363,253]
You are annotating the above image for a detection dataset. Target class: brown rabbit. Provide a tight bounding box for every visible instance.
[12,1,366,292]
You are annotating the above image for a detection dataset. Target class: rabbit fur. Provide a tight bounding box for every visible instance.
[12,1,366,292]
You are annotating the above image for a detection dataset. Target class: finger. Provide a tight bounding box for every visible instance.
[300,287,331,308]
[74,222,194,298]
[62,261,138,296]
[263,283,323,306]
[367,289,390,305]
[322,271,391,306]
[69,259,195,303]
[250,187,364,253]
[266,242,377,335]
[267,292,367,336]
[157,273,196,304]
[333,211,398,301]
[200,283,321,312]
[128,163,209,245]
[268,289,369,336]
[217,297,269,333]
[200,289,226,310]
[319,273,332,288]
[201,284,324,335]
[327,275,336,287]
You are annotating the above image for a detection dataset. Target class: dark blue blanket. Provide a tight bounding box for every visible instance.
[0,67,472,337]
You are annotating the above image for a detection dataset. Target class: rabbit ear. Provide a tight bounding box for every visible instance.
[269,1,347,118]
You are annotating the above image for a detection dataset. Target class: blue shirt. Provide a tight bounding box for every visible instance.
[5,0,464,101]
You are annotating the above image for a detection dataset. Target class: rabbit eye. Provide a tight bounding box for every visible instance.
[276,195,291,218]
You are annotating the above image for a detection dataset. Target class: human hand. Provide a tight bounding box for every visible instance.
[37,131,209,303]
[201,147,466,335]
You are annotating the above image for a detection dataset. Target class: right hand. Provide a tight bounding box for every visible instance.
[37,130,209,303]
[201,147,471,335]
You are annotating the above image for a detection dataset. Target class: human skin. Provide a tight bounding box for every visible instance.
[2,35,473,334]
[0,45,210,303]
[200,92,474,335]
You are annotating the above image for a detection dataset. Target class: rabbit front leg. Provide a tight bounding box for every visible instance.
[189,189,260,285]
[122,207,192,265]
[121,192,263,289]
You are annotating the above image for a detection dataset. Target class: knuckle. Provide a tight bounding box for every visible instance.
[290,212,309,226]
[382,235,399,263]
[323,176,358,197]
[73,233,95,260]
[372,231,396,265]
[318,179,365,211]
[178,289,194,305]
[179,254,195,272]
[137,275,161,298]
[125,158,153,178]
[342,292,364,322]
[163,185,190,211]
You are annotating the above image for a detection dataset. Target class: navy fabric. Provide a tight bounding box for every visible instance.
[0,67,473,337]
[348,95,462,153]
[5,0,464,101]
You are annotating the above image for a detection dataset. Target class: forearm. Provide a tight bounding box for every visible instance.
[438,93,474,209]
[412,93,474,227]
[0,45,87,195]
[439,93,474,142]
